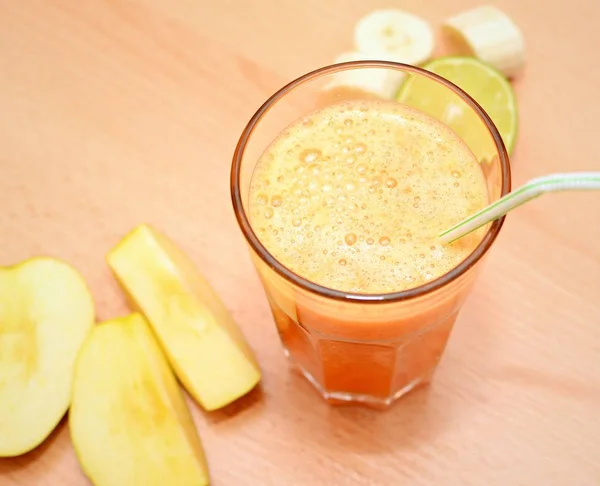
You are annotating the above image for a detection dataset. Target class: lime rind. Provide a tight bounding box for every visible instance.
[396,56,518,158]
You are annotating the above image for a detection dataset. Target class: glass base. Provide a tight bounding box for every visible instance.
[284,347,429,409]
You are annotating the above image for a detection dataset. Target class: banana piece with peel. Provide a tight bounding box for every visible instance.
[442,5,525,78]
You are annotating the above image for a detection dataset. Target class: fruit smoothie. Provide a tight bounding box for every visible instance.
[248,99,489,403]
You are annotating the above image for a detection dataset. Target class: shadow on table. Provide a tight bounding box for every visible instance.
[273,293,503,454]
[277,369,464,455]
[0,415,67,473]
[204,384,266,424]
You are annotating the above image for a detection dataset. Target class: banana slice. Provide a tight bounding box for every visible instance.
[353,9,435,65]
[442,5,525,78]
[323,51,406,100]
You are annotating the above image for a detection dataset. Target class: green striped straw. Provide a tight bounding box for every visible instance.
[439,172,600,244]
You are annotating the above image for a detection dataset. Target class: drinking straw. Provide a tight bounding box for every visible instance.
[439,172,600,244]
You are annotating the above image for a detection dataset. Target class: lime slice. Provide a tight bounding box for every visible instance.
[397,56,518,159]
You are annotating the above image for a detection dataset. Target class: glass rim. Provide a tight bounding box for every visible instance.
[231,60,511,304]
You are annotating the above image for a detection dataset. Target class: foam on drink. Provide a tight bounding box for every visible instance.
[248,100,488,294]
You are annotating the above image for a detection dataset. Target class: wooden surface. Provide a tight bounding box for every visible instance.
[1,0,599,484]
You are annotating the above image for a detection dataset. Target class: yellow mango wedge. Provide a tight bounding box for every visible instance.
[70,313,209,486]
[0,257,94,456]
[107,225,261,411]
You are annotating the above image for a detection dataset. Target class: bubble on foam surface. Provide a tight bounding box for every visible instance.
[300,148,322,164]
[379,236,391,247]
[385,177,398,188]
[344,233,357,246]
[248,99,489,294]
[354,142,367,154]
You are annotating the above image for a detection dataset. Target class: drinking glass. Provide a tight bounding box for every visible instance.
[231,61,511,408]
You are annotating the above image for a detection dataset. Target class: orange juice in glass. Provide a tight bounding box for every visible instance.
[231,62,510,408]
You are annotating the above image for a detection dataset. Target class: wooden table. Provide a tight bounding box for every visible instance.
[1,0,599,484]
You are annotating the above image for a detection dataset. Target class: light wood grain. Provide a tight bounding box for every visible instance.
[1,0,599,485]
